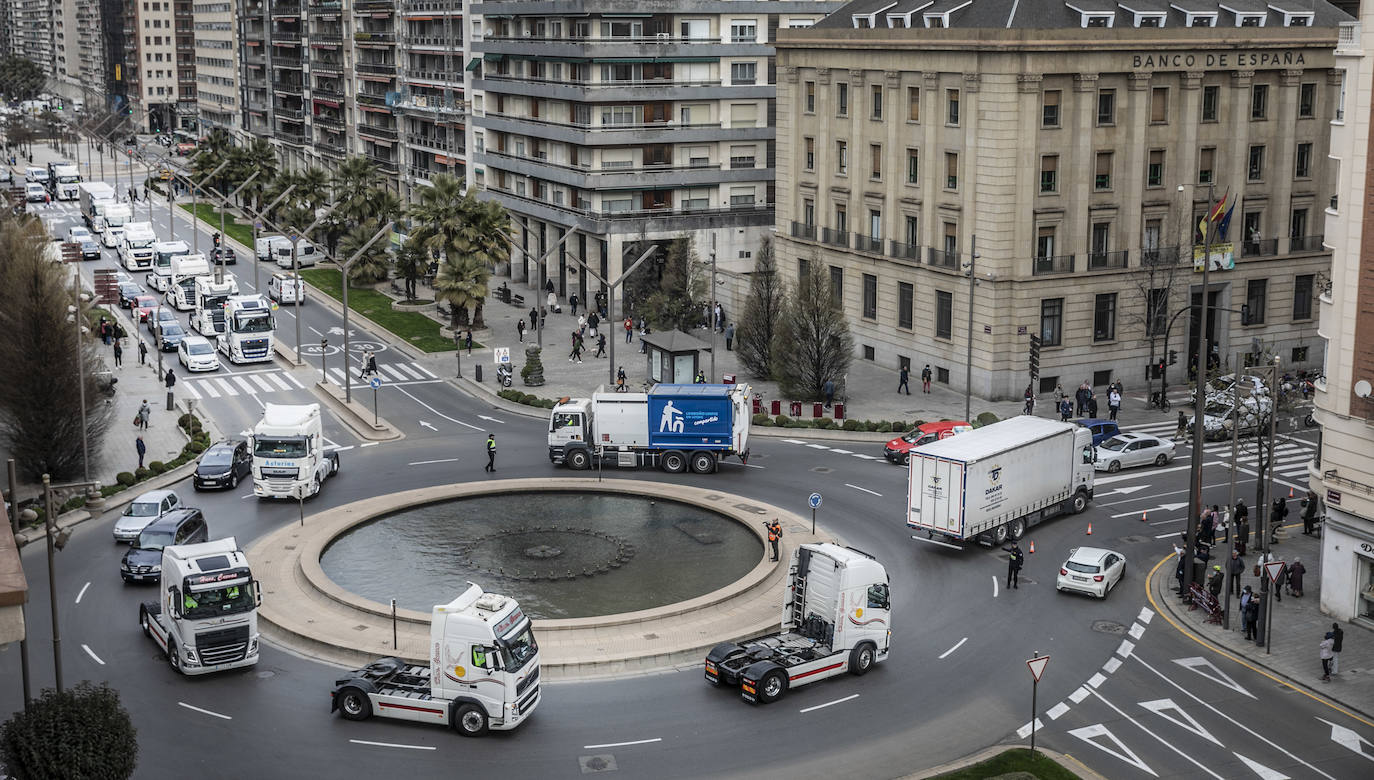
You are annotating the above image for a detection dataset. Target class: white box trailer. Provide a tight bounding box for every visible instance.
[907,416,1096,547]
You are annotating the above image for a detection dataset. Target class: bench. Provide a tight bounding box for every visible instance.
[510,293,525,307]
[1187,583,1224,625]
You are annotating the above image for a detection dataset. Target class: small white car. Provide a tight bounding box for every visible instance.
[1056,547,1126,599]
[25,182,46,202]
[67,226,94,243]
[178,334,220,372]
[112,489,181,543]
[1094,433,1176,473]
[268,271,304,304]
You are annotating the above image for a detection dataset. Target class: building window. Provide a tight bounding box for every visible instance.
[863,345,875,360]
[862,274,877,319]
[1248,145,1265,181]
[1097,89,1115,125]
[1290,208,1308,239]
[1040,298,1063,347]
[837,82,848,116]
[1293,274,1313,320]
[943,222,958,256]
[1299,82,1315,118]
[1042,90,1060,128]
[1150,87,1168,123]
[1295,142,1312,178]
[870,144,882,180]
[905,215,919,248]
[1036,226,1056,259]
[836,140,847,174]
[1147,149,1164,187]
[1091,221,1111,259]
[1198,147,1215,184]
[829,266,844,309]
[898,282,914,329]
[1040,155,1058,193]
[1091,152,1113,190]
[907,86,919,121]
[730,20,756,42]
[730,62,756,85]
[1201,85,1219,121]
[1245,278,1267,324]
[1094,293,1117,342]
[1292,346,1308,363]
[1244,211,1262,243]
[868,210,881,240]
[946,89,959,125]
[906,149,919,184]
[935,290,953,339]
[804,137,814,171]
[1251,83,1268,119]
[805,81,815,113]
[835,204,847,233]
[945,152,958,189]
[803,199,815,226]
[871,84,883,119]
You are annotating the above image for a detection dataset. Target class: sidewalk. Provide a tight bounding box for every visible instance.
[1152,525,1372,718]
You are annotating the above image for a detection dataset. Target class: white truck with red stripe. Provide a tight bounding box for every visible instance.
[137,537,260,675]
[330,585,541,737]
[705,543,890,704]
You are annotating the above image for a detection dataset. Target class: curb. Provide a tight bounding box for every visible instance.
[311,380,403,441]
[903,745,1107,780]
[14,457,197,548]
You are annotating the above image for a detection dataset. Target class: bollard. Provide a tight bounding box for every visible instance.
[166,391,175,411]
[475,364,483,383]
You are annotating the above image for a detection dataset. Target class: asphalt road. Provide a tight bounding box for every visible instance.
[3,191,1370,779]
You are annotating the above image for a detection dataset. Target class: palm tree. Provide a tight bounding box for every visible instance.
[339,219,392,285]
[393,237,428,301]
[240,138,279,211]
[450,194,510,328]
[260,171,298,224]
[330,156,378,208]
[296,166,330,212]
[433,252,489,329]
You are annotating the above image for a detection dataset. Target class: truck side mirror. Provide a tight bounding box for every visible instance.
[252,580,263,607]
[169,586,183,619]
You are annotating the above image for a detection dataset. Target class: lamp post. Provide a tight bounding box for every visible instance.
[65,274,91,483]
[191,160,230,256]
[560,245,659,386]
[1182,180,1218,596]
[286,204,336,366]
[167,149,208,245]
[204,170,261,284]
[340,221,395,403]
[7,459,32,711]
[19,476,95,692]
[252,185,298,292]
[963,234,979,423]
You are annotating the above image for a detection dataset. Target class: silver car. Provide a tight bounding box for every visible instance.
[111,489,181,542]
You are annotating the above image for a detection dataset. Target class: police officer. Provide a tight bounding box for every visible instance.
[484,434,496,472]
[765,519,782,562]
[1003,541,1024,589]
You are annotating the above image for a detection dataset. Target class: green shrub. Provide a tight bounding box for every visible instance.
[61,495,86,512]
[911,420,925,428]
[815,417,835,429]
[876,422,893,433]
[890,421,909,433]
[975,411,1000,428]
[134,467,150,481]
[177,413,192,429]
[148,461,166,475]
[751,413,772,426]
[100,484,125,497]
[115,472,136,486]
[864,420,880,432]
[774,414,790,426]
[841,419,864,431]
[189,441,206,453]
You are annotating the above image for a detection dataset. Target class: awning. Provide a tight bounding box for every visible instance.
[465,57,482,71]
[536,56,590,63]
[483,54,505,62]
[602,13,652,17]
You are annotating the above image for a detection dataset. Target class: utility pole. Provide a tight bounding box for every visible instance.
[1263,356,1280,654]
[964,234,978,423]
[340,221,395,403]
[708,233,717,383]
[1224,352,1241,630]
[1182,181,1217,596]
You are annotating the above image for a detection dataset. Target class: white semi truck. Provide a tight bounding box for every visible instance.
[137,537,261,675]
[149,240,190,292]
[331,584,541,736]
[706,543,891,704]
[119,221,158,271]
[219,294,275,363]
[190,275,239,336]
[251,403,340,499]
[78,182,117,231]
[168,253,211,310]
[48,161,80,200]
[101,202,132,248]
[906,416,1096,548]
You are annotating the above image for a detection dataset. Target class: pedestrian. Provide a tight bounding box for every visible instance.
[465,330,473,355]
[823,379,835,408]
[1059,398,1072,422]
[99,316,110,345]
[1003,542,1024,589]
[1301,490,1321,535]
[143,184,149,201]
[484,434,496,472]
[1108,388,1121,421]
[1086,393,1099,418]
[1227,548,1246,597]
[766,519,782,561]
[135,435,146,469]
[1331,623,1344,675]
[529,307,538,332]
[1053,383,1065,407]
[359,349,376,378]
[588,311,600,333]
[921,364,932,393]
[165,368,176,390]
[138,399,151,430]
[539,307,547,329]
[517,318,526,343]
[544,279,554,296]
[714,302,724,332]
[616,366,627,392]
[1287,556,1306,597]
[1242,587,1259,640]
[1174,411,1188,441]
[1235,500,1250,546]
[569,331,580,362]
[1271,496,1289,544]
[694,370,706,384]
[1320,632,1335,682]
[577,314,587,336]
[569,292,579,316]
[546,290,558,313]
[595,332,606,359]
[1200,508,1215,547]
[1217,506,1230,544]
[898,366,910,395]
[1076,381,1091,416]
[1024,384,1035,414]
[1207,564,1224,599]
[138,340,148,366]
[725,322,735,351]
[113,339,123,368]
[624,316,634,343]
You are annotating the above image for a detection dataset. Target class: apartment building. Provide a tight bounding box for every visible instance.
[123,0,196,132]
[11,0,53,69]
[195,0,239,132]
[465,0,842,305]
[773,0,1345,401]
[1314,9,1374,626]
[75,0,109,98]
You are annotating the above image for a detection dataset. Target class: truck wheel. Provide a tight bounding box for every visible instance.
[167,641,181,673]
[1008,518,1026,541]
[312,475,322,496]
[567,449,590,470]
[455,703,489,737]
[139,607,151,637]
[337,688,372,721]
[690,451,716,474]
[661,451,688,474]
[756,669,787,704]
[1070,491,1089,514]
[990,524,1009,546]
[850,643,876,676]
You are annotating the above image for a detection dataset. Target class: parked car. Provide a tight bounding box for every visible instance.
[1094,433,1176,473]
[1056,547,1126,599]
[119,508,207,582]
[883,420,973,465]
[1075,419,1120,447]
[111,489,181,543]
[193,440,252,490]
[177,334,220,372]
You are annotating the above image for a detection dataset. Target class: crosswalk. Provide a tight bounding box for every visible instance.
[181,361,439,399]
[1123,420,1315,480]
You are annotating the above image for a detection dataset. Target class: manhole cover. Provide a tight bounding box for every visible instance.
[580,755,618,773]
[810,466,833,474]
[1093,620,1128,635]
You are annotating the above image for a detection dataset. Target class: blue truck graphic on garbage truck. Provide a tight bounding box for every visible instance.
[547,384,752,474]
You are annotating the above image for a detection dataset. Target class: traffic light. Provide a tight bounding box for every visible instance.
[1028,334,1042,376]
[1168,350,1178,366]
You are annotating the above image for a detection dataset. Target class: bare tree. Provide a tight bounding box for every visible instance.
[736,237,784,378]
[774,262,853,401]
[1124,247,1188,403]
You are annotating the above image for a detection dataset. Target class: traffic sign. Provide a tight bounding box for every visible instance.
[369,376,382,390]
[808,492,822,509]
[494,347,511,364]
[254,221,263,230]
[1026,655,1050,682]
[1264,561,1286,585]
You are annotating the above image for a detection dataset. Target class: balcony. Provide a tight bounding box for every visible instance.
[1241,238,1278,257]
[312,61,343,76]
[271,33,302,46]
[309,34,344,45]
[366,152,401,174]
[925,248,958,269]
[488,186,772,230]
[354,31,397,44]
[308,0,341,7]
[854,235,883,254]
[313,113,344,129]
[1087,249,1128,271]
[274,83,305,97]
[821,228,849,248]
[403,0,460,12]
[312,86,343,101]
[357,123,400,141]
[356,62,397,76]
[356,93,390,107]
[354,0,393,9]
[790,221,816,241]
[1032,254,1075,276]
[1140,246,1181,267]
[406,36,458,48]
[275,107,305,121]
[315,137,346,155]
[406,71,462,88]
[277,129,307,146]
[888,240,920,262]
[407,133,454,151]
[1290,234,1325,253]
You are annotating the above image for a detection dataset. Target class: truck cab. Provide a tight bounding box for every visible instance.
[250,403,340,498]
[48,162,80,200]
[219,294,275,363]
[331,584,541,736]
[190,275,238,336]
[149,240,190,292]
[119,221,157,270]
[137,537,261,675]
[102,203,132,247]
[168,253,211,310]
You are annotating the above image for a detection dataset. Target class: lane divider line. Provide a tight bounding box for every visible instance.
[408,458,460,466]
[799,693,860,714]
[75,581,90,604]
[178,701,232,721]
[348,738,432,750]
[844,483,882,497]
[938,637,968,659]
[582,737,662,750]
[81,644,104,665]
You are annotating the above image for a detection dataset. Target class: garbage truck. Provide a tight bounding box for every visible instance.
[330,584,541,736]
[547,383,751,474]
[906,416,1096,548]
[705,543,890,704]
[251,403,340,499]
[137,537,261,675]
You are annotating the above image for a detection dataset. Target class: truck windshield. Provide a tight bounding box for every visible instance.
[498,624,539,674]
[129,239,154,249]
[233,311,274,333]
[59,175,79,183]
[255,436,307,457]
[135,529,176,551]
[155,253,180,268]
[203,294,228,310]
[182,583,255,620]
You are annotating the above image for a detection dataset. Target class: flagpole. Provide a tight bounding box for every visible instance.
[1182,180,1218,598]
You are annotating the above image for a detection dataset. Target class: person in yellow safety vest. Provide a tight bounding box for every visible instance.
[472,645,487,669]
[765,520,782,562]
[485,434,496,473]
[183,591,198,611]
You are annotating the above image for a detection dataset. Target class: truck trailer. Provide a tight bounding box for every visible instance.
[547,383,751,474]
[78,182,116,231]
[706,543,890,704]
[906,416,1095,547]
[251,403,340,499]
[331,584,541,736]
[137,537,260,675]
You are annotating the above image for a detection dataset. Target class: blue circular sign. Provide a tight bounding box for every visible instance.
[369,377,382,390]
[808,492,822,509]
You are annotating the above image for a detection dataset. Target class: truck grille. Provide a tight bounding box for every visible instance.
[197,624,250,665]
[517,682,539,714]
[241,338,269,358]
[516,667,539,696]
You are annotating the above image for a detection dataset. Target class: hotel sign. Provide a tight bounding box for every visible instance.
[1131,51,1308,70]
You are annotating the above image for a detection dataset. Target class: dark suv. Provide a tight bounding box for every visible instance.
[194,440,252,490]
[120,508,208,583]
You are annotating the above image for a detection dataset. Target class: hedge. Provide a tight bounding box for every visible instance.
[497,388,557,409]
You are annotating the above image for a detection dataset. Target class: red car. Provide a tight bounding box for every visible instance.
[131,294,159,322]
[883,421,973,465]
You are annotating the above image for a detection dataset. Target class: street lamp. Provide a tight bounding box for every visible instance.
[561,244,659,386]
[64,274,91,483]
[18,475,93,692]
[1182,180,1218,597]
[340,221,395,403]
[190,160,230,256]
[963,235,979,423]
[286,204,337,366]
[204,170,261,284]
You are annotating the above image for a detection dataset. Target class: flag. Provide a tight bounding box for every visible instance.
[1217,197,1237,241]
[1207,188,1230,224]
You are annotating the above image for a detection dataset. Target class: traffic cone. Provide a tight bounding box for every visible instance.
[1028,540,1035,554]
[1288,487,1294,498]
[1142,510,1148,523]
[1086,522,1093,535]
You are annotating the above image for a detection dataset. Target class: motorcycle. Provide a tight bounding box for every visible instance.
[495,364,513,388]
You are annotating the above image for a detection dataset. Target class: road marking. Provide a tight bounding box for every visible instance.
[830,448,853,454]
[1103,657,1122,674]
[1233,753,1292,780]
[1087,673,1107,688]
[81,644,105,665]
[1315,718,1374,763]
[477,414,505,424]
[348,739,434,751]
[1170,657,1255,699]
[781,438,807,445]
[178,701,232,720]
[1137,607,1154,624]
[394,386,482,430]
[1091,688,1224,778]
[1046,702,1070,721]
[1015,718,1044,740]
[939,637,968,659]
[1128,623,1145,640]
[394,362,426,380]
[408,458,460,466]
[1066,722,1157,777]
[248,374,274,392]
[1116,640,1135,658]
[332,445,354,453]
[419,421,438,431]
[799,693,859,713]
[1095,463,1192,484]
[844,483,881,497]
[75,581,90,604]
[379,363,408,381]
[199,380,221,398]
[911,535,963,550]
[231,375,257,395]
[360,442,378,448]
[1139,698,1222,746]
[1069,686,1091,704]
[582,737,662,750]
[182,382,202,399]
[239,492,253,499]
[991,577,999,598]
[851,454,879,460]
[805,444,829,450]
[743,463,766,469]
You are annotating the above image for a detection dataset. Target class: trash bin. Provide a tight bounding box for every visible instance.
[752,396,762,415]
[813,402,824,418]
[770,400,781,415]
[723,373,736,385]
[789,401,802,417]
[834,403,845,420]
[475,364,483,382]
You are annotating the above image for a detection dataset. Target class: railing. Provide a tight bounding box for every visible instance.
[356,93,389,107]
[353,0,393,10]
[1241,238,1278,257]
[854,235,883,254]
[356,62,397,75]
[270,1,301,17]
[821,228,849,248]
[307,0,341,8]
[1290,234,1325,252]
[484,35,744,45]
[354,31,397,44]
[405,70,461,85]
[1323,469,1374,497]
[312,61,343,74]
[312,86,343,100]
[1140,246,1181,267]
[274,83,305,96]
[403,0,461,11]
[1032,254,1075,275]
[790,221,816,240]
[480,73,724,90]
[490,186,770,223]
[277,130,307,146]
[314,137,346,154]
[313,113,344,129]
[310,34,344,44]
[407,36,459,47]
[366,153,400,173]
[1087,249,1128,270]
[484,111,737,133]
[407,133,453,151]
[888,240,919,261]
[357,123,400,140]
[927,248,959,269]
[275,107,305,121]
[270,34,302,46]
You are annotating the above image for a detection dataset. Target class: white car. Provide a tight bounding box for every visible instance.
[1056,547,1126,599]
[25,182,46,202]
[67,226,94,243]
[111,489,182,543]
[1094,433,1176,473]
[178,334,220,372]
[1207,373,1268,401]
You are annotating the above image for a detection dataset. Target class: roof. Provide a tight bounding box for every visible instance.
[639,329,713,354]
[130,489,176,503]
[1068,546,1117,563]
[914,415,1080,461]
[815,0,1349,29]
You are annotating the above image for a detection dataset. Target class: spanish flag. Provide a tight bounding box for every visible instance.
[1198,188,1230,240]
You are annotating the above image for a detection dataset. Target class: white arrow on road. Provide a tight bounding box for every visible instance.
[1112,502,1189,519]
[419,421,438,431]
[477,414,505,424]
[1233,753,1290,780]
[1316,718,1374,762]
[1103,485,1151,497]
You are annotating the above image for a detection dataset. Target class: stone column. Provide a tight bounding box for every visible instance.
[1273,69,1302,253]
